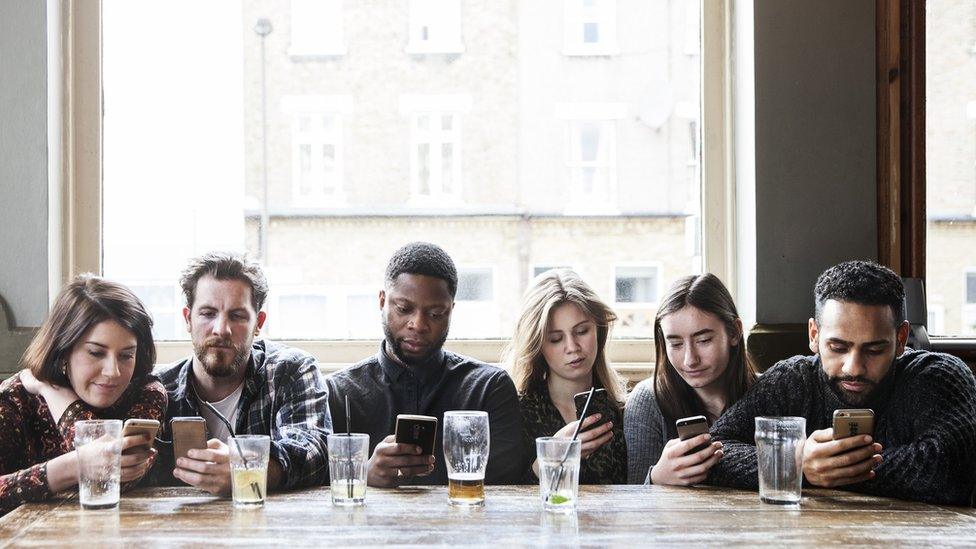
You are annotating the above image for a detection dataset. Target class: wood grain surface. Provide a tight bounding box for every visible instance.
[2,484,975,547]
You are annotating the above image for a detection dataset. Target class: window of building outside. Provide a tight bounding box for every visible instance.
[406,0,463,54]
[563,0,619,56]
[925,1,976,336]
[289,0,345,57]
[101,0,705,344]
[532,265,574,278]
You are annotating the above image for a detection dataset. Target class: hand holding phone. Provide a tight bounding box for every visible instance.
[122,418,160,455]
[675,415,710,454]
[574,388,614,431]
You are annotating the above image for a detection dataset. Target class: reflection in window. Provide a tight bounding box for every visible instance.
[614,266,659,304]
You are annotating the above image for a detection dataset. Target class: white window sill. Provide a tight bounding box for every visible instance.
[292,194,347,208]
[405,43,465,55]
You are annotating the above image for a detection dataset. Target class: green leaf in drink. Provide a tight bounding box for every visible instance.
[548,493,571,505]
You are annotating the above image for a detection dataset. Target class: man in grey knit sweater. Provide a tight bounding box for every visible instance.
[708,261,976,506]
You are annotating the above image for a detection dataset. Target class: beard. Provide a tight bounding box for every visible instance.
[382,316,449,367]
[193,336,250,378]
[827,375,877,406]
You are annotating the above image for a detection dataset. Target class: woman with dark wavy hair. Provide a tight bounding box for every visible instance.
[0,275,166,515]
[624,273,756,484]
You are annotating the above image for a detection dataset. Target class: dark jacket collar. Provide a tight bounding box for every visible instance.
[377,340,449,382]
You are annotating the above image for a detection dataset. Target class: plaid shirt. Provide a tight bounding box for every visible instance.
[148,340,332,489]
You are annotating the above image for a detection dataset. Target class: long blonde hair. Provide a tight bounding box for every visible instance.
[504,269,625,406]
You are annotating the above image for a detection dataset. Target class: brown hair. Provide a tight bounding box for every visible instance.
[504,269,625,406]
[653,273,756,423]
[179,251,269,311]
[21,275,156,386]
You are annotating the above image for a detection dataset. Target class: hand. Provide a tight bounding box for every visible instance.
[650,434,723,486]
[21,370,80,423]
[553,414,614,459]
[802,428,882,488]
[19,369,43,395]
[173,439,232,496]
[366,435,435,488]
[120,433,156,483]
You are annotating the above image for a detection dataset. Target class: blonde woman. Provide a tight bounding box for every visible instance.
[505,269,626,484]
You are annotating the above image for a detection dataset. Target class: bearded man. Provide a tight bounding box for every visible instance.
[708,260,976,505]
[326,242,523,487]
[149,251,332,493]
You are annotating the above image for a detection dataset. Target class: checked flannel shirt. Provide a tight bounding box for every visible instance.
[148,340,332,489]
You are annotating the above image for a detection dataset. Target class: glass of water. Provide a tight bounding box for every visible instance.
[228,435,270,508]
[443,411,489,506]
[327,433,369,506]
[536,437,581,513]
[755,416,806,505]
[74,419,123,510]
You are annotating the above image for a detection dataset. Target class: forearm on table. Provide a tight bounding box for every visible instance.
[45,451,79,493]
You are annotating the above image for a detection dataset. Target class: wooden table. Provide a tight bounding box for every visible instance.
[2,485,975,547]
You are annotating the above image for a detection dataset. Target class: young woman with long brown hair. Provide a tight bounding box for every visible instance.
[505,269,627,484]
[623,273,756,484]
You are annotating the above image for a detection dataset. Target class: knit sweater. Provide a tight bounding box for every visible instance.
[622,378,670,484]
[708,350,976,506]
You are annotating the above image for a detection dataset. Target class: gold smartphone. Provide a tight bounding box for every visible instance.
[122,418,160,454]
[832,409,875,439]
[171,417,208,462]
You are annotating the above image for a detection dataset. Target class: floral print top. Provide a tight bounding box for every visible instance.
[0,374,167,516]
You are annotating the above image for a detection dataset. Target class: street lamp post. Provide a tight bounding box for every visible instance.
[254,18,272,264]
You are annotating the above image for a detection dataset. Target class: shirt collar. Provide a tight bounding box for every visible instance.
[378,340,447,382]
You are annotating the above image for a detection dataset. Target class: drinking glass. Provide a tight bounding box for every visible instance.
[536,437,581,513]
[443,411,489,506]
[755,416,806,505]
[74,419,123,510]
[327,433,369,506]
[228,435,270,508]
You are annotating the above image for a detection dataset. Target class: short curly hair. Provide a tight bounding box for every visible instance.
[814,260,905,327]
[385,242,458,298]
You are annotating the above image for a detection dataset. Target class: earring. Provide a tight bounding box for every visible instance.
[60,360,68,376]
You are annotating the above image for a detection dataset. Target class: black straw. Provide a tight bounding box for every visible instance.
[344,394,353,499]
[551,387,595,493]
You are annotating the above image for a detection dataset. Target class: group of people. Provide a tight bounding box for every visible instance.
[1,242,974,516]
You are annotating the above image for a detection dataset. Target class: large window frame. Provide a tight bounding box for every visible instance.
[54,1,735,374]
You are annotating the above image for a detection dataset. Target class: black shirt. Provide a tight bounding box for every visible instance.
[326,343,524,485]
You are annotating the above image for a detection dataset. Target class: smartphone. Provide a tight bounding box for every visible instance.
[394,414,438,456]
[832,409,875,439]
[122,418,160,454]
[676,415,710,454]
[171,416,208,462]
[574,388,615,431]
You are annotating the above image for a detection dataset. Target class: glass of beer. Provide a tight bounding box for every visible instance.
[228,435,270,508]
[327,433,369,506]
[443,411,489,506]
[74,419,123,510]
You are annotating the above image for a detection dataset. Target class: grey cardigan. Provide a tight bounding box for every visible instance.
[623,378,670,484]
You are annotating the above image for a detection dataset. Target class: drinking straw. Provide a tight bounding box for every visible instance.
[550,387,595,493]
[191,384,262,499]
[345,395,353,499]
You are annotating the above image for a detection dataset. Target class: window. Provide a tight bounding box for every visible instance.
[269,292,329,339]
[457,268,494,302]
[613,265,660,305]
[76,1,726,364]
[406,0,464,54]
[282,96,351,206]
[562,0,618,56]
[532,265,573,278]
[401,95,470,204]
[925,3,976,336]
[128,283,184,340]
[289,0,345,57]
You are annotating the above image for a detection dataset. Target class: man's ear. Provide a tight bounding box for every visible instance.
[379,290,386,310]
[183,307,192,333]
[256,310,267,331]
[808,317,819,355]
[896,319,910,355]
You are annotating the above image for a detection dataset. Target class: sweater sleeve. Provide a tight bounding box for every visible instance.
[623,379,668,484]
[856,356,976,505]
[707,360,804,489]
[0,386,53,516]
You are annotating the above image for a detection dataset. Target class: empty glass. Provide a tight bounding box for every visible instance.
[74,419,123,510]
[755,416,806,505]
[536,437,581,513]
[228,435,270,508]
[443,411,489,506]
[327,433,369,506]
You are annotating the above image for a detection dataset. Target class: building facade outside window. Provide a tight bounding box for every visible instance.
[289,0,345,57]
[406,0,463,54]
[562,0,618,56]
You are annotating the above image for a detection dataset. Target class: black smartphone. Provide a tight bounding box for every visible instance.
[574,388,615,431]
[675,415,710,454]
[394,414,438,456]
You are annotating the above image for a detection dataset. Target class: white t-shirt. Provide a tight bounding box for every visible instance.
[199,380,244,443]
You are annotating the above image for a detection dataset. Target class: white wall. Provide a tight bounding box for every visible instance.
[0,1,49,328]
